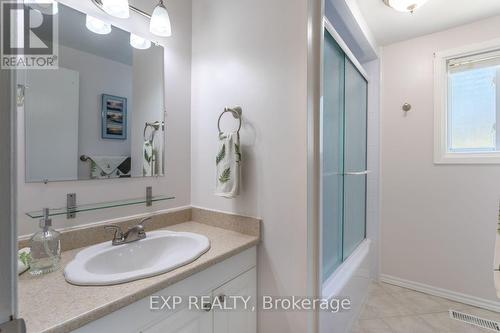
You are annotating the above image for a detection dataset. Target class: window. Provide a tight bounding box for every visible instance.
[434,40,500,164]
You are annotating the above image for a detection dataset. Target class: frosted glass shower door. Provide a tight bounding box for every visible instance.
[321,32,345,281]
[321,28,367,281]
[342,59,367,260]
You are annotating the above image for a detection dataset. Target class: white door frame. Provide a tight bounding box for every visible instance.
[0,41,17,324]
[0,0,18,326]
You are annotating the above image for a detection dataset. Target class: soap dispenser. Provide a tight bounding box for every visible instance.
[29,208,61,275]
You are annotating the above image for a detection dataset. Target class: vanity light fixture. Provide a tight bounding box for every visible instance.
[86,15,112,35]
[130,33,151,49]
[382,0,430,13]
[101,0,129,19]
[91,0,173,37]
[150,0,172,37]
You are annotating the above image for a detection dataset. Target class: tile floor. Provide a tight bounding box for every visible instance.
[352,282,500,333]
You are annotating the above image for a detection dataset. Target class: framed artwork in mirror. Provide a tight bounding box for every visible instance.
[101,94,127,140]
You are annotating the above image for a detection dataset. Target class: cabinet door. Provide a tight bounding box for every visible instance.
[141,307,212,333]
[213,268,257,333]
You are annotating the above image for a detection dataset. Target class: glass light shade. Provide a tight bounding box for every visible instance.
[33,0,58,15]
[86,15,112,35]
[150,3,171,37]
[130,33,151,50]
[383,0,430,12]
[101,0,130,19]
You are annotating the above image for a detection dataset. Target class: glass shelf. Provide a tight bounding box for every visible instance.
[26,195,175,219]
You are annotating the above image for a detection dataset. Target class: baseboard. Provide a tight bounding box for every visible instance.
[380,274,500,313]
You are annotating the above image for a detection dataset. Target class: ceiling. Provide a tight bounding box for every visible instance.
[356,0,500,46]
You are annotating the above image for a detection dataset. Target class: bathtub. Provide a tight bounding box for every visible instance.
[320,239,372,333]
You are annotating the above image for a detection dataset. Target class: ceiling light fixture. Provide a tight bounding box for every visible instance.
[150,0,171,37]
[101,0,129,19]
[130,33,151,49]
[85,15,112,34]
[383,0,430,13]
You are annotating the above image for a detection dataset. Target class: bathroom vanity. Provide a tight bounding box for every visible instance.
[76,248,256,333]
[18,211,260,333]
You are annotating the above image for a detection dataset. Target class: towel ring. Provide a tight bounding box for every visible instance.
[218,107,242,134]
[144,121,162,141]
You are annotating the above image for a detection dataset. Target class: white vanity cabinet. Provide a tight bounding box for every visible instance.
[142,267,256,333]
[141,301,212,333]
[212,268,257,333]
[73,247,257,333]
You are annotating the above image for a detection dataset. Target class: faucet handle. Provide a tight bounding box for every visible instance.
[139,216,152,226]
[104,225,123,240]
[135,217,152,238]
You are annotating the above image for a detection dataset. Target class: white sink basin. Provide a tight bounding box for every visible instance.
[64,230,210,286]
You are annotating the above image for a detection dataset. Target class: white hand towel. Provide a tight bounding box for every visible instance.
[18,247,30,275]
[215,132,241,198]
[143,141,154,176]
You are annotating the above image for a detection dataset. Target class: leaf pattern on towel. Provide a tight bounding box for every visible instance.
[216,144,226,165]
[19,251,31,267]
[219,167,231,184]
[234,143,241,162]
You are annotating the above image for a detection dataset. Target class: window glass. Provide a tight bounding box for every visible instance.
[448,67,497,152]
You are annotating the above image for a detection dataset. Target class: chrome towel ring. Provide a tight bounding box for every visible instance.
[218,106,242,134]
[144,121,162,141]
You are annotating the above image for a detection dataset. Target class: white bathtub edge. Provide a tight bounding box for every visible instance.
[322,238,372,299]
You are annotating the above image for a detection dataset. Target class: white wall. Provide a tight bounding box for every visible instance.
[17,0,192,237]
[131,46,165,177]
[364,58,381,279]
[381,15,500,304]
[190,0,309,331]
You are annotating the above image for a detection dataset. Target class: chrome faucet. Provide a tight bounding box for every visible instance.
[104,217,152,246]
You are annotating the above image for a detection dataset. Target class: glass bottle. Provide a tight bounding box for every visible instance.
[29,208,61,275]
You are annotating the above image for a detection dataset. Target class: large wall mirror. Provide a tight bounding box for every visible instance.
[21,3,165,183]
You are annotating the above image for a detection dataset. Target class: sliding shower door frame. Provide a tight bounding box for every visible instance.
[319,17,369,286]
[323,19,368,82]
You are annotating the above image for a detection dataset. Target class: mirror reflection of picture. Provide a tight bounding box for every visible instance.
[102,94,127,140]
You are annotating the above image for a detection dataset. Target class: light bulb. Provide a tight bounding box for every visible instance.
[383,0,430,13]
[130,33,151,50]
[150,1,171,37]
[101,0,129,19]
[86,15,112,35]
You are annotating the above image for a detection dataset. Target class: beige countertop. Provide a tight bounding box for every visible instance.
[18,221,260,333]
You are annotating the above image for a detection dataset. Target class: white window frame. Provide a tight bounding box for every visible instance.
[434,38,500,164]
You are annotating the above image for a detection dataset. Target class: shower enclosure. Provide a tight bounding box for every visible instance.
[320,18,369,332]
[322,23,368,280]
